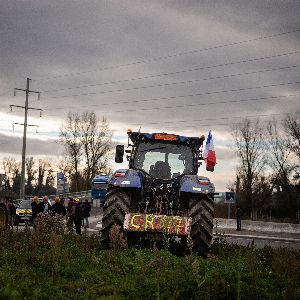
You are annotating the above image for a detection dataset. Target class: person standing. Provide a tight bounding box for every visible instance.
[39,196,51,213]
[66,198,76,233]
[31,196,40,229]
[52,196,67,216]
[236,206,242,231]
[82,199,91,228]
[74,198,83,235]
[7,198,16,229]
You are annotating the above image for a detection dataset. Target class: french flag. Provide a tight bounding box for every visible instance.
[203,130,216,172]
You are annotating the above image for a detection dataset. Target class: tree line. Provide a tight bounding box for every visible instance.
[1,157,56,198]
[0,111,113,198]
[1,109,299,220]
[230,113,300,221]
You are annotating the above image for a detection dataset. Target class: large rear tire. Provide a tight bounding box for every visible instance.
[189,194,214,257]
[101,188,130,248]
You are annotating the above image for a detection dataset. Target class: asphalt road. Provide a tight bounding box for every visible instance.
[90,209,300,250]
[13,208,300,250]
[214,233,300,250]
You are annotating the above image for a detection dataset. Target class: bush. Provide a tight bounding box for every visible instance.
[0,231,299,299]
[34,211,66,235]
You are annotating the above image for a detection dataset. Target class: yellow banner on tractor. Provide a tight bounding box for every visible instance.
[123,213,192,236]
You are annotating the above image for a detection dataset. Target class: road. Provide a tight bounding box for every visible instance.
[13,208,300,250]
[90,209,300,250]
[214,232,300,250]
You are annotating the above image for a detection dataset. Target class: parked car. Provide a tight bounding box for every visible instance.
[91,175,109,206]
[14,200,32,226]
[13,199,22,208]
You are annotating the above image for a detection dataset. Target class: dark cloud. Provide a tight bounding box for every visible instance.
[0,132,62,157]
[0,0,299,189]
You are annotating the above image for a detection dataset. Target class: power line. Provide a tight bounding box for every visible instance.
[43,64,300,100]
[132,111,300,127]
[3,109,298,141]
[43,94,298,117]
[113,94,298,114]
[42,50,300,94]
[161,117,294,130]
[28,110,300,137]
[34,28,300,82]
[43,80,300,112]
[17,110,298,136]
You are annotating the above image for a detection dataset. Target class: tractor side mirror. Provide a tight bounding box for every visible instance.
[115,145,124,163]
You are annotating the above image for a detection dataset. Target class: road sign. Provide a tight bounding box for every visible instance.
[64,182,69,193]
[57,172,64,181]
[57,183,65,193]
[225,192,235,203]
[56,173,69,194]
[214,192,225,203]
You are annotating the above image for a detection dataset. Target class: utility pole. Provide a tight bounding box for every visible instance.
[12,78,42,199]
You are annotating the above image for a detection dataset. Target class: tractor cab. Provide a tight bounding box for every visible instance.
[115,131,205,179]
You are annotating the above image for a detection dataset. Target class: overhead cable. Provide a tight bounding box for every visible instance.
[43,65,300,100]
[132,111,300,126]
[43,94,297,116]
[43,80,300,110]
[42,51,300,93]
[33,28,300,82]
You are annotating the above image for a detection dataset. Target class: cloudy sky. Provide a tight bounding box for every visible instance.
[0,0,299,191]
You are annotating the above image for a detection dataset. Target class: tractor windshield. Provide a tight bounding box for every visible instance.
[133,141,194,179]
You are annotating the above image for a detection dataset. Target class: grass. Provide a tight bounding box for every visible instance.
[0,230,299,300]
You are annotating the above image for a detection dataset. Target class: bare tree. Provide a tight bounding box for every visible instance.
[2,157,21,192]
[60,113,82,191]
[36,159,50,190]
[45,168,55,187]
[25,157,37,195]
[283,113,300,183]
[283,113,300,160]
[80,113,112,189]
[59,111,113,191]
[265,119,294,190]
[231,119,267,219]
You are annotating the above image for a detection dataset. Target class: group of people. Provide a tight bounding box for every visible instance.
[31,195,56,219]
[65,197,92,235]
[30,196,92,235]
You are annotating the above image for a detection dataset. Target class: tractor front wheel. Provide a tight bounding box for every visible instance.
[101,188,130,249]
[189,194,214,257]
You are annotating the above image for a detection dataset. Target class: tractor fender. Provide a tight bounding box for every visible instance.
[180,175,215,194]
[109,169,142,188]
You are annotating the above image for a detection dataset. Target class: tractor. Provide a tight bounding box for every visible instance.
[102,130,215,256]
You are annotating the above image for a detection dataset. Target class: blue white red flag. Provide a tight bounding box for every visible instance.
[203,130,216,171]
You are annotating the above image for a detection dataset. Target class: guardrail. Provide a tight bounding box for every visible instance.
[215,218,300,233]
[49,190,92,200]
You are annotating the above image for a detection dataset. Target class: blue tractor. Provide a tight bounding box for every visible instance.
[102,130,215,256]
[91,175,109,206]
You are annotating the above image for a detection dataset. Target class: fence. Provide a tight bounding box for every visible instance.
[49,190,92,201]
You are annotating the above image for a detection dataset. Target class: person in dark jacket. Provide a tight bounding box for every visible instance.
[39,196,51,213]
[52,196,66,216]
[66,198,76,233]
[82,199,91,228]
[236,206,242,231]
[74,198,83,235]
[7,198,16,229]
[31,196,40,219]
[31,196,40,229]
